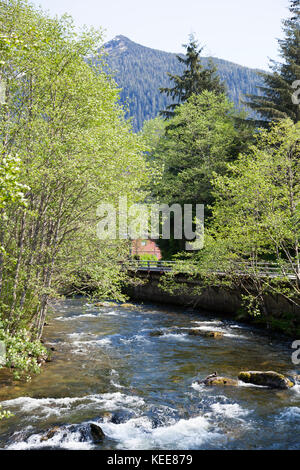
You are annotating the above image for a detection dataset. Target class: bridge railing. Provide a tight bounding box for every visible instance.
[126,259,297,278]
[127,260,177,271]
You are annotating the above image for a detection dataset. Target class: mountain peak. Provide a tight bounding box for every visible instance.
[101,36,262,131]
[104,35,132,53]
[113,35,131,42]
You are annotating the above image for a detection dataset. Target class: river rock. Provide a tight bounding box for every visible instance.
[188,329,202,336]
[121,303,136,308]
[238,371,294,389]
[203,375,239,387]
[37,350,50,365]
[111,409,135,424]
[89,423,105,443]
[149,330,164,337]
[95,301,118,307]
[188,329,224,338]
[100,411,113,421]
[40,426,62,442]
[9,430,31,445]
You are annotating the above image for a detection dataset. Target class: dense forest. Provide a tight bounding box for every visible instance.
[0,0,299,402]
[142,0,300,331]
[102,35,263,130]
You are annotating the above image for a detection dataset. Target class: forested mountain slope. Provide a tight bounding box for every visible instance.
[101,35,263,130]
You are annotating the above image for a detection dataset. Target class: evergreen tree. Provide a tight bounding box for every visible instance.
[291,0,300,17]
[246,0,300,123]
[152,91,252,257]
[160,35,226,118]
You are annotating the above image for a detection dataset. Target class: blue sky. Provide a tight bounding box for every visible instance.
[31,0,290,70]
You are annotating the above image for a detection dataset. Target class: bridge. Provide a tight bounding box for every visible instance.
[128,260,176,272]
[127,260,298,279]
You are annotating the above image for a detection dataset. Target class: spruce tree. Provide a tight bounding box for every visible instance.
[160,35,226,118]
[246,0,300,123]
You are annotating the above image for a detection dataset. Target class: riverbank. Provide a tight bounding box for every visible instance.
[126,271,300,337]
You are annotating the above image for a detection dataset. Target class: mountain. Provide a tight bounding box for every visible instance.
[101,35,263,131]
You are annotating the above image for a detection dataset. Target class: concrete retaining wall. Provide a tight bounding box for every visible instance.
[126,271,300,333]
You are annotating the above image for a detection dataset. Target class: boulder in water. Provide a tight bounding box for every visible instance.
[188,329,202,336]
[9,430,31,445]
[238,371,294,389]
[40,426,62,442]
[188,329,223,338]
[204,331,223,338]
[149,330,164,337]
[202,374,239,387]
[121,303,135,308]
[111,409,135,424]
[95,301,118,307]
[89,423,105,443]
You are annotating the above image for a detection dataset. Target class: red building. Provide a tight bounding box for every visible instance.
[131,239,162,260]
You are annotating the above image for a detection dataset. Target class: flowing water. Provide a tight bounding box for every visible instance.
[0,299,299,450]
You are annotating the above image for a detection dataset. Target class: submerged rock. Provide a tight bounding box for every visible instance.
[188,329,224,338]
[89,423,105,443]
[238,371,294,389]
